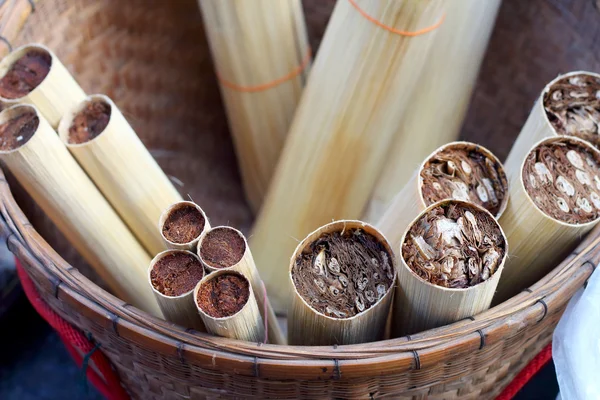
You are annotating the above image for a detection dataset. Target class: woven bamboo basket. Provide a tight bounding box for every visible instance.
[1,0,599,398]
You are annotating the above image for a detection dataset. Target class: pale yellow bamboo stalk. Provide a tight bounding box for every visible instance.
[57,94,183,256]
[197,0,310,213]
[0,104,160,316]
[504,71,600,177]
[194,270,265,342]
[197,226,285,344]
[0,44,86,127]
[363,0,502,222]
[394,200,507,336]
[159,201,211,251]
[288,220,396,345]
[148,250,206,331]
[251,0,446,312]
[496,136,600,302]
[377,142,508,252]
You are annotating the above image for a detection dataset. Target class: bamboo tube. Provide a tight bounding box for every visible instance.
[197,226,285,344]
[288,220,397,346]
[159,201,211,251]
[148,250,206,331]
[363,0,502,222]
[496,136,600,302]
[377,142,508,253]
[194,269,265,342]
[250,0,446,312]
[0,104,160,315]
[0,44,86,127]
[197,0,310,213]
[394,200,507,336]
[504,71,600,175]
[56,94,183,255]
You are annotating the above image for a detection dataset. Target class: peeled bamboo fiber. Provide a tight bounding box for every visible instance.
[148,250,206,331]
[363,0,502,222]
[159,201,211,251]
[57,95,183,256]
[0,104,160,315]
[394,200,507,336]
[496,136,600,302]
[0,44,85,127]
[288,220,396,346]
[251,0,446,312]
[197,226,285,344]
[194,269,265,342]
[377,142,508,252]
[197,0,310,213]
[504,71,600,175]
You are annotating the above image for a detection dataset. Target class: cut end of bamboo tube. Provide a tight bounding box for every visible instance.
[149,250,205,299]
[543,72,600,149]
[419,141,509,218]
[401,200,507,290]
[290,220,397,320]
[159,201,210,249]
[57,94,112,145]
[195,270,251,319]
[0,44,52,101]
[197,226,246,271]
[0,104,40,152]
[522,136,600,226]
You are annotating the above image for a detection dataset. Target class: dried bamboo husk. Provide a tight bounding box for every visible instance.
[504,71,600,176]
[394,200,507,336]
[148,250,206,331]
[159,201,211,251]
[57,94,183,256]
[0,44,85,127]
[288,220,397,346]
[197,0,310,213]
[194,269,265,342]
[363,0,502,222]
[251,0,446,312]
[377,142,508,252]
[496,136,600,302]
[197,226,285,344]
[0,104,160,315]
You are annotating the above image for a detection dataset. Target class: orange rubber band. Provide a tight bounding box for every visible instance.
[348,0,445,37]
[217,48,311,93]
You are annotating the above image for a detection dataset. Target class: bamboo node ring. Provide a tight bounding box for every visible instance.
[217,48,311,93]
[347,0,445,37]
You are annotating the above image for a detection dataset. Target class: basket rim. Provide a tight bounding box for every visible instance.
[1,166,596,381]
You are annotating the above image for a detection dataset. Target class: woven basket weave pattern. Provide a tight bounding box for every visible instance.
[0,0,598,398]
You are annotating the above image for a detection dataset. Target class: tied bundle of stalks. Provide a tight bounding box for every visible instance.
[0,44,85,127]
[197,226,285,344]
[505,71,600,173]
[198,0,310,213]
[395,200,507,336]
[149,250,206,331]
[378,142,508,252]
[58,95,183,255]
[497,136,600,302]
[288,221,396,346]
[160,201,210,251]
[0,104,160,316]
[194,270,264,342]
[363,0,502,222]
[251,0,446,312]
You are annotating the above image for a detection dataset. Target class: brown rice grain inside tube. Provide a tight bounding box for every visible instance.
[522,138,600,224]
[420,142,508,217]
[68,99,111,144]
[0,109,39,150]
[160,202,209,249]
[543,73,600,148]
[402,202,506,289]
[150,251,205,297]
[198,227,246,269]
[0,49,52,100]
[196,272,250,318]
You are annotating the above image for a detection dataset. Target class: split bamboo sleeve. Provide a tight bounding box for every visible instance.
[0,105,160,316]
[197,0,310,213]
[250,0,446,312]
